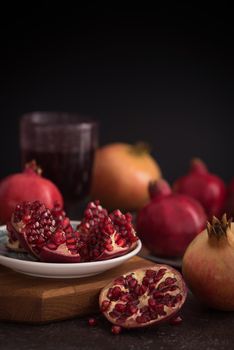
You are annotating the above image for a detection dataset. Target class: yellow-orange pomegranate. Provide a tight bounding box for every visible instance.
[90,143,161,211]
[182,215,234,310]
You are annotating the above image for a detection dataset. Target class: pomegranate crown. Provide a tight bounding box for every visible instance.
[25,160,42,176]
[207,214,232,239]
[148,179,171,200]
[190,158,208,174]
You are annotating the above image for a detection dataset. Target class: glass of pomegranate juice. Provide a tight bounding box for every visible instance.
[20,112,98,218]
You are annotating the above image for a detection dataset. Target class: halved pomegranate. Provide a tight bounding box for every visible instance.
[9,201,82,263]
[77,201,138,261]
[99,265,187,329]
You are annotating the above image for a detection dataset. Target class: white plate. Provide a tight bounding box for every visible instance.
[0,222,142,279]
[144,254,182,269]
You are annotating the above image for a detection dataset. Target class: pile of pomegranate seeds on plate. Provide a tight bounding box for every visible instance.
[6,200,138,263]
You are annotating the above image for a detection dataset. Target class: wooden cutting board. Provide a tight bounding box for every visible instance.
[0,256,155,324]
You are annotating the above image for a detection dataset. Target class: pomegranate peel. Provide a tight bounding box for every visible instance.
[99,265,187,329]
[182,214,234,310]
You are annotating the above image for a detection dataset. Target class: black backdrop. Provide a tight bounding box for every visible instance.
[0,4,233,183]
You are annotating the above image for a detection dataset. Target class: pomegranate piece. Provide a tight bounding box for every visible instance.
[6,201,66,254]
[7,199,139,263]
[169,315,183,325]
[88,317,97,326]
[111,325,122,335]
[99,265,187,329]
[9,201,82,263]
[77,201,138,261]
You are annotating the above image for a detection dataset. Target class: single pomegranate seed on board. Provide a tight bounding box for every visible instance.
[111,325,122,335]
[88,318,97,326]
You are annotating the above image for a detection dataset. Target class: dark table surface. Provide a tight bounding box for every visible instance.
[0,291,233,350]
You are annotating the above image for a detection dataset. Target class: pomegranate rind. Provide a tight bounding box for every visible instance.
[99,264,187,329]
[39,244,81,263]
[6,221,27,253]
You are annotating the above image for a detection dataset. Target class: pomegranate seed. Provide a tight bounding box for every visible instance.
[148,298,156,308]
[23,214,31,223]
[88,318,97,326]
[136,315,148,324]
[138,285,147,296]
[146,270,156,277]
[111,286,122,299]
[120,293,130,302]
[114,277,125,285]
[106,244,114,251]
[125,213,132,221]
[115,303,126,312]
[116,238,126,247]
[142,277,150,286]
[111,325,122,335]
[165,277,177,285]
[128,278,137,289]
[46,243,57,250]
[128,304,138,314]
[101,300,110,312]
[169,315,183,325]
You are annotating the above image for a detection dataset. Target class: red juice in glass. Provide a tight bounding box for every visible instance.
[20,112,98,217]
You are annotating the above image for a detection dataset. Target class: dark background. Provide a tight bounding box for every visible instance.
[0,4,233,183]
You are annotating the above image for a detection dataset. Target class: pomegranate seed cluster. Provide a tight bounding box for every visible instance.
[7,200,138,263]
[77,200,138,261]
[99,266,187,329]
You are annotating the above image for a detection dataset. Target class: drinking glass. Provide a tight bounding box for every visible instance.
[20,112,98,218]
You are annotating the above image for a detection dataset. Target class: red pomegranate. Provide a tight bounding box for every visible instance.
[0,161,63,224]
[136,179,207,257]
[173,158,226,219]
[182,215,234,310]
[226,179,234,217]
[99,265,187,328]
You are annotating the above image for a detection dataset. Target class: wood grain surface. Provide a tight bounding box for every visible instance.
[0,256,155,323]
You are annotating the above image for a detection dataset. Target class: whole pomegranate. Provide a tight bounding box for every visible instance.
[226,179,234,217]
[136,179,207,257]
[91,143,161,211]
[182,215,234,310]
[99,265,187,328]
[173,158,226,220]
[0,161,63,223]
